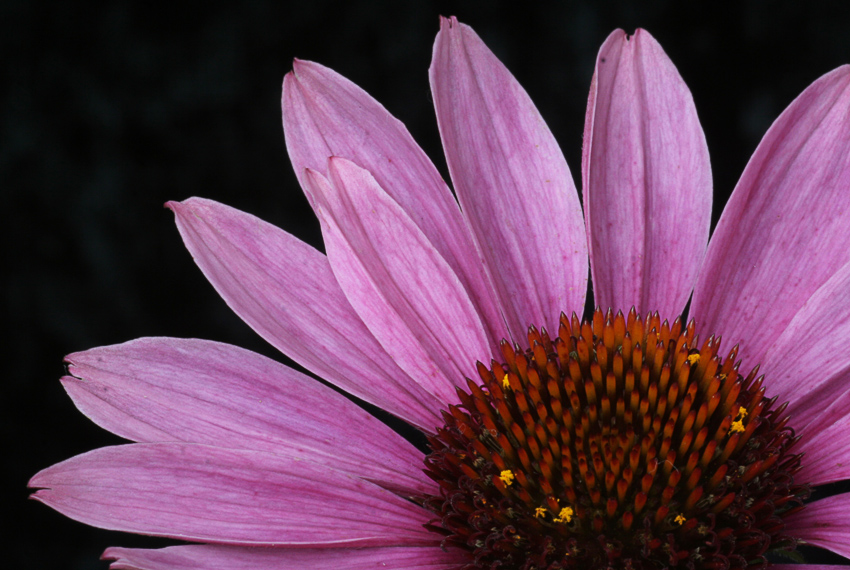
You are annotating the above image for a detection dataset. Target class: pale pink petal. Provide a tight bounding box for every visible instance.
[794,389,850,486]
[30,443,435,547]
[758,259,850,427]
[691,66,850,367]
[104,545,466,570]
[304,160,492,403]
[61,338,433,495]
[430,17,587,338]
[785,492,850,559]
[283,60,507,345]
[582,29,711,319]
[169,197,443,430]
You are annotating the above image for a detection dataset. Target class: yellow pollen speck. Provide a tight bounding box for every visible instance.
[687,354,700,366]
[534,507,547,518]
[502,374,511,389]
[499,470,515,486]
[674,514,686,525]
[555,506,574,523]
[730,406,748,434]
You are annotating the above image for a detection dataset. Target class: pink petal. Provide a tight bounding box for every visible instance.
[582,29,712,319]
[430,17,587,338]
[785,492,850,559]
[283,60,507,345]
[794,388,850,486]
[169,197,443,430]
[759,259,850,427]
[691,66,850,367]
[30,443,436,547]
[61,337,433,496]
[304,159,492,403]
[103,545,466,570]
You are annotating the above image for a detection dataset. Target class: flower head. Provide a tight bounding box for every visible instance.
[30,17,850,570]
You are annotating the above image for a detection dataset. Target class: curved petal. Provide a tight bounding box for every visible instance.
[430,17,587,338]
[794,388,850,486]
[304,160,492,403]
[30,443,436,547]
[61,337,433,495]
[283,60,507,345]
[758,259,850,427]
[103,545,467,570]
[582,29,711,319]
[691,66,850,367]
[784,492,850,559]
[169,197,443,430]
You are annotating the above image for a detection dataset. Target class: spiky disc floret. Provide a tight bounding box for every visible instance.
[423,308,807,570]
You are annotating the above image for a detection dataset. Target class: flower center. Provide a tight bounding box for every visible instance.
[422,308,808,570]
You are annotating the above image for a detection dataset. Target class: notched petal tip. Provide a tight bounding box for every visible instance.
[28,490,52,509]
[164,198,202,215]
[286,59,337,88]
[629,28,650,40]
[58,372,83,393]
[438,14,460,29]
[289,57,316,78]
[164,198,214,230]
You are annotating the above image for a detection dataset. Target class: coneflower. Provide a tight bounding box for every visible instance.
[31,17,850,570]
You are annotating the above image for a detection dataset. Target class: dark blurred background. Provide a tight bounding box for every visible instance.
[5,0,850,568]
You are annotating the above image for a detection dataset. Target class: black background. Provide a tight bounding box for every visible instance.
[6,1,850,568]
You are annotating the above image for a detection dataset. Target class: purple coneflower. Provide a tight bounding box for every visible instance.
[31,17,850,570]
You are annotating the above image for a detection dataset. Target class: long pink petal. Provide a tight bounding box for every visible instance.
[758,259,850,427]
[30,443,436,547]
[691,66,850,367]
[785,492,850,559]
[304,160,492,403]
[430,17,587,339]
[794,388,850,486]
[582,29,712,319]
[283,60,507,345]
[169,197,443,430]
[61,338,433,495]
[104,545,466,570]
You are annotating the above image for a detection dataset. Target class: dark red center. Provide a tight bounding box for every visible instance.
[422,308,808,570]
